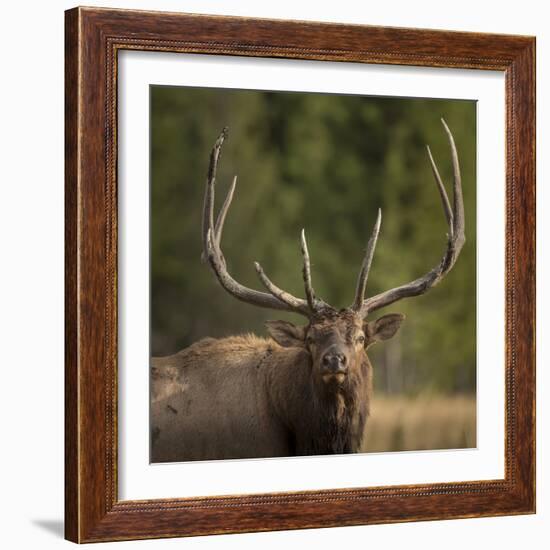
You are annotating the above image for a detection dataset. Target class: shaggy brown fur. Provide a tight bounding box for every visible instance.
[151,310,403,462]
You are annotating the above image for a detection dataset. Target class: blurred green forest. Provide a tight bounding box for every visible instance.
[150,86,476,396]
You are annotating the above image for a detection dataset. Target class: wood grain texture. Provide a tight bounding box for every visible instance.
[64,6,536,543]
[64,7,79,542]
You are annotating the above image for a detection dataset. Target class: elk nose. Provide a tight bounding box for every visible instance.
[322,352,347,373]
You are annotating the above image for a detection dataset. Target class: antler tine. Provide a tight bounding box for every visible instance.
[201,127,227,262]
[254,232,330,313]
[359,119,466,317]
[351,208,382,311]
[201,128,314,317]
[214,175,237,247]
[426,145,453,232]
[441,117,465,253]
[300,229,317,310]
[204,229,292,312]
[254,262,309,310]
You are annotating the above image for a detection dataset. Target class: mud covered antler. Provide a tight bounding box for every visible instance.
[351,118,465,317]
[202,128,330,318]
[201,121,465,320]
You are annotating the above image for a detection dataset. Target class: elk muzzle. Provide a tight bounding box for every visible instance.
[321,346,348,384]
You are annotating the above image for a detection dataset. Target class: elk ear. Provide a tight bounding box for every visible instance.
[265,320,306,348]
[364,313,405,346]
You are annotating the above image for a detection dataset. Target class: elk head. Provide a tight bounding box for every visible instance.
[201,121,465,392]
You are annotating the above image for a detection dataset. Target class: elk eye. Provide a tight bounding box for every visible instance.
[356,335,365,345]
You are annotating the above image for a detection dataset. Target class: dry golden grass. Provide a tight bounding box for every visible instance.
[362,394,476,453]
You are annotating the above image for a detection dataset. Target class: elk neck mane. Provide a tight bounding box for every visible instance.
[177,332,371,455]
[260,333,372,456]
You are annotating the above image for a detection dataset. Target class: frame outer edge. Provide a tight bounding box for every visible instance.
[64,6,537,542]
[65,6,80,544]
[512,38,536,512]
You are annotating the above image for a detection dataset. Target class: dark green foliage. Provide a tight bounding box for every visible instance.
[150,86,476,395]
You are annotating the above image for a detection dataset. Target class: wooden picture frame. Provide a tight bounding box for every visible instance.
[65,6,535,543]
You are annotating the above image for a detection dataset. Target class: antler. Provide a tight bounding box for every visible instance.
[202,128,330,317]
[352,118,465,317]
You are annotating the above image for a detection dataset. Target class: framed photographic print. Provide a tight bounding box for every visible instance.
[65,6,535,543]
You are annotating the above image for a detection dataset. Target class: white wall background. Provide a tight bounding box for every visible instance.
[0,1,546,548]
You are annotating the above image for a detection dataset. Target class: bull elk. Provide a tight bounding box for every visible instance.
[151,119,465,462]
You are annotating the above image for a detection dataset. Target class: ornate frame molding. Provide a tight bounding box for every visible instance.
[65,7,535,542]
